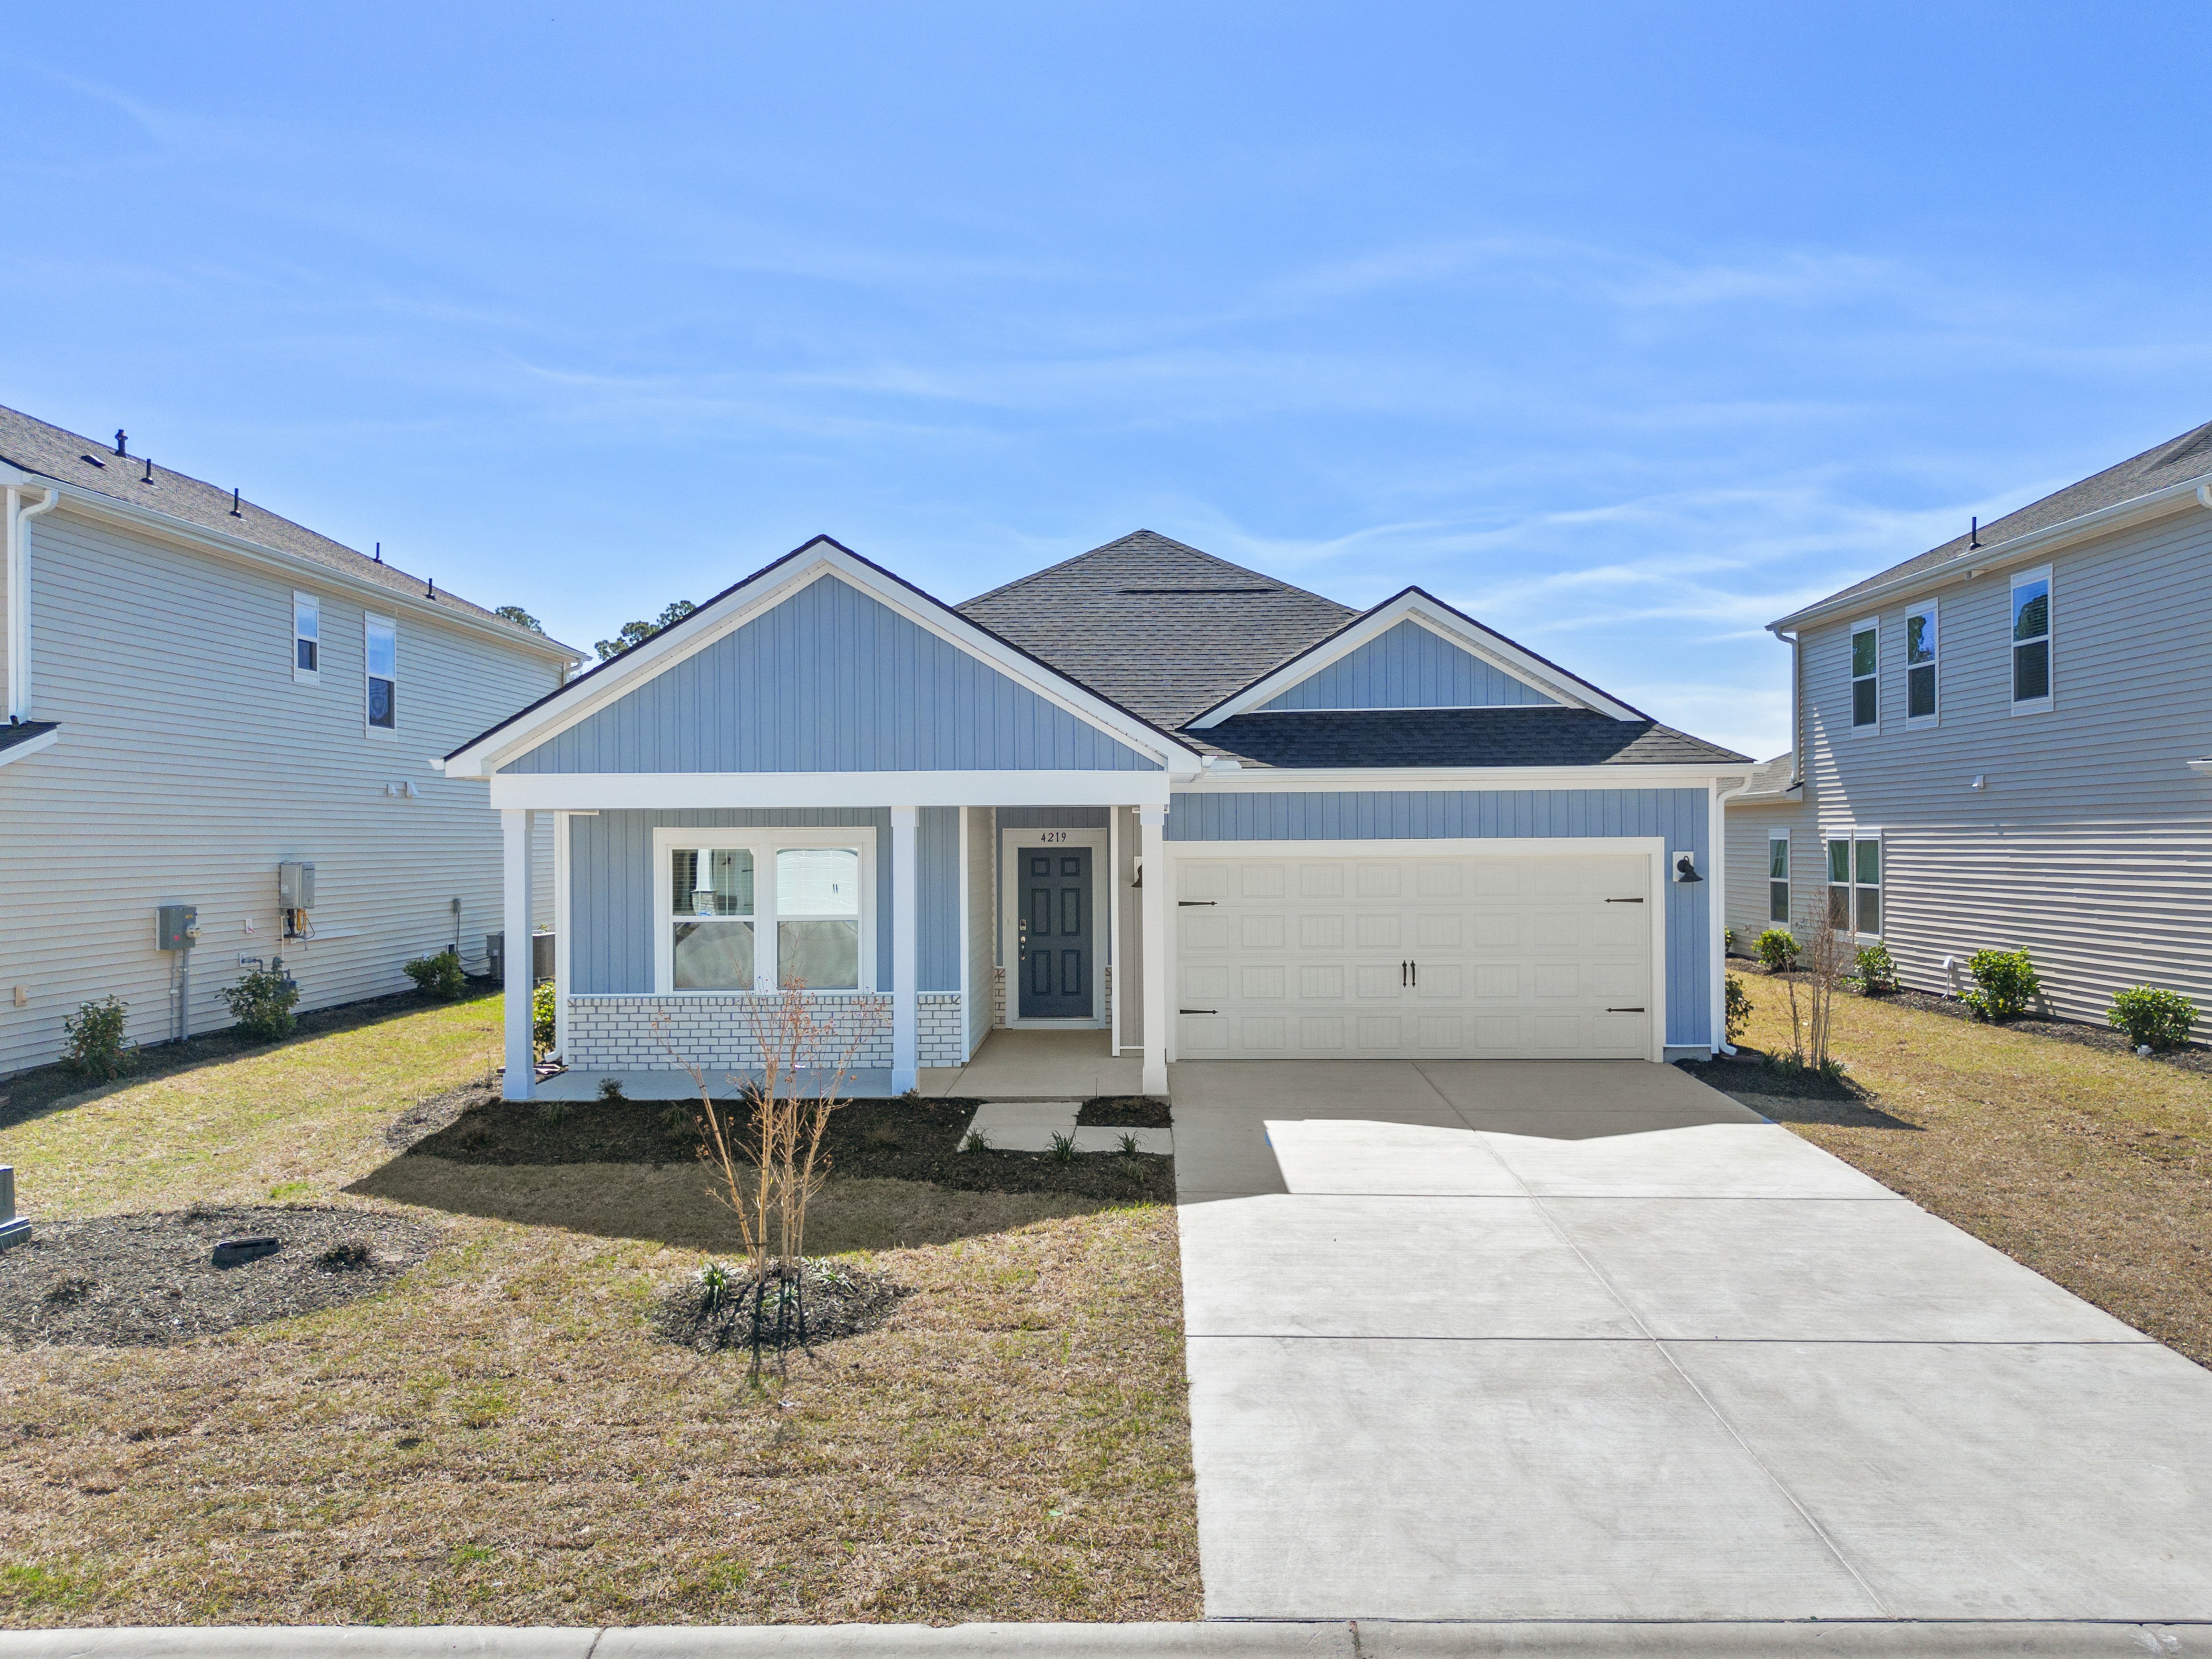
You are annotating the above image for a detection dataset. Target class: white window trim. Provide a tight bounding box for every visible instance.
[998,826,1110,1029]
[1904,599,1939,728]
[1825,826,1884,943]
[1848,617,1880,736]
[364,611,398,741]
[292,591,321,686]
[2009,565,2053,716]
[1767,828,1791,927]
[650,826,878,996]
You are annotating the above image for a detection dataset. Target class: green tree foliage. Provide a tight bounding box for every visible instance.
[494,605,545,634]
[595,599,697,661]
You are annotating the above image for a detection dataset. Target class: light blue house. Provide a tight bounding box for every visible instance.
[441,532,1751,1099]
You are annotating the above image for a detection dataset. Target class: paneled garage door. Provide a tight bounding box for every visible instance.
[1174,849,1655,1060]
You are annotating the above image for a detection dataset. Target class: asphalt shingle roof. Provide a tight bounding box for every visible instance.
[1806,419,2212,616]
[0,403,575,657]
[1202,708,1750,770]
[0,719,58,756]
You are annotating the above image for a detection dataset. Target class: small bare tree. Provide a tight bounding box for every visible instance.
[1780,909,1848,1073]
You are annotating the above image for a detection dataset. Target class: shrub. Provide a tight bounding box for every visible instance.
[1850,944,1900,996]
[1961,949,2040,1023]
[532,979,557,1057]
[61,995,135,1078]
[1724,975,1753,1043]
[403,948,467,1001]
[221,966,300,1042]
[2109,985,2197,1052]
[1756,928,1801,973]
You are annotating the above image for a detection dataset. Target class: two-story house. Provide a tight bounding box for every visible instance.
[1,404,579,1076]
[1726,419,2212,1025]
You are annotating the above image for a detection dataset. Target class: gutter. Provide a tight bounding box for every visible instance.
[5,482,60,719]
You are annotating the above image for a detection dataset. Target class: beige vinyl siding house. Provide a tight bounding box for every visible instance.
[1728,421,2212,1027]
[1,408,575,1077]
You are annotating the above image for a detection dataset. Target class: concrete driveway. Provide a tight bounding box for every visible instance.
[1169,1059,2212,1624]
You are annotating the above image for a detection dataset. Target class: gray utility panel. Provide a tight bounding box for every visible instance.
[157,904,199,952]
[278,861,316,909]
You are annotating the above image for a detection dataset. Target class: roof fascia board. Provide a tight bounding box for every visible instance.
[15,473,582,665]
[1189,589,1643,726]
[488,768,1174,811]
[1180,763,1751,793]
[451,541,1202,777]
[0,728,59,768]
[1770,479,2212,635]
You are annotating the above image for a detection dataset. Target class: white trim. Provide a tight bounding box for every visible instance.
[2008,565,2054,717]
[292,590,322,686]
[1108,805,1122,1056]
[1158,834,1669,1065]
[891,806,919,1091]
[956,805,974,1062]
[1179,763,1752,794]
[502,809,534,1101]
[650,826,879,996]
[1190,590,1642,726]
[1848,617,1879,737]
[0,727,58,768]
[488,769,1173,810]
[1139,804,1168,1094]
[998,826,1110,1029]
[553,810,573,1061]
[444,543,1203,777]
[1903,598,1939,728]
[364,612,398,742]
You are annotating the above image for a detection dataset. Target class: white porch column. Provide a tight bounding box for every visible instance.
[891,804,919,1092]
[1139,803,1168,1097]
[502,807,535,1100]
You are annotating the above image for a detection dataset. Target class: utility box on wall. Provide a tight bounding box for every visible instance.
[157,905,199,952]
[277,862,317,910]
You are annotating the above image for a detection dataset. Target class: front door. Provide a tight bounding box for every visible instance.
[1018,847,1094,1018]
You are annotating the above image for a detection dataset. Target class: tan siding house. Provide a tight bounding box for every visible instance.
[1,407,576,1077]
[1727,421,2212,1026]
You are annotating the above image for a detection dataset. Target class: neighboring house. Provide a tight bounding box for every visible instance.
[1722,750,1801,952]
[1727,419,2212,1023]
[441,531,1752,1100]
[0,406,580,1076]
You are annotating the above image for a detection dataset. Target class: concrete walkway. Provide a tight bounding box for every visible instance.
[1170,1058,2212,1625]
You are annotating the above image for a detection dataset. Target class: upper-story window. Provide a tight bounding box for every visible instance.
[1850,621,1878,731]
[1905,602,1937,722]
[365,614,398,734]
[293,593,320,684]
[2011,568,2051,712]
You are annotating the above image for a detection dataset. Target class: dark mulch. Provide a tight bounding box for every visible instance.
[1077,1097,1173,1128]
[402,1094,1176,1202]
[1677,1049,1863,1102]
[651,1259,907,1354]
[0,1205,440,1348]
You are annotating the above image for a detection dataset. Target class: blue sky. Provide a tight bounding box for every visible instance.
[4,3,2207,759]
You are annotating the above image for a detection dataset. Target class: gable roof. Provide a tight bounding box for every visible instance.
[1779,418,2212,628]
[1201,708,1747,769]
[957,530,1356,731]
[0,402,577,658]
[1728,750,1798,802]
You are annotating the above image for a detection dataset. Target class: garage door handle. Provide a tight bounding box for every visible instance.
[1179,1008,1217,1015]
[1605,897,1644,903]
[1607,1006,1645,1013]
[1178,901,1216,907]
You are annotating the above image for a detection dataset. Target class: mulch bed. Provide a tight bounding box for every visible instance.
[1077,1096,1173,1128]
[651,1259,908,1354]
[0,1205,440,1348]
[402,1094,1176,1202]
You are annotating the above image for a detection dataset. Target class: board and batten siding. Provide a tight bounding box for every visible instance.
[0,502,565,1076]
[1167,787,1712,1049]
[504,573,1159,775]
[567,807,962,997]
[1261,619,1562,710]
[1797,500,2212,1024]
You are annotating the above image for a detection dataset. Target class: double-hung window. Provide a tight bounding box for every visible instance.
[1905,602,1937,722]
[365,614,398,733]
[293,592,320,683]
[657,830,873,993]
[1767,831,1790,924]
[1850,620,1878,731]
[2011,568,2051,711]
[1827,832,1882,939]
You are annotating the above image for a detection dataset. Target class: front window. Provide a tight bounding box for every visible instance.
[2012,571,2051,707]
[1850,622,1878,730]
[365,615,397,731]
[657,833,871,994]
[777,847,862,989]
[1768,833,1790,924]
[671,848,755,989]
[1905,603,1937,721]
[293,593,319,680]
[1827,832,1882,938]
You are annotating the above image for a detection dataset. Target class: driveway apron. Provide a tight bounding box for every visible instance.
[1169,1058,2212,1623]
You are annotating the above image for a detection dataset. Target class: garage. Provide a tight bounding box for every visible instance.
[1172,846,1659,1061]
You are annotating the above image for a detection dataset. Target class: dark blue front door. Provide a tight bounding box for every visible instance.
[1018,848,1093,1018]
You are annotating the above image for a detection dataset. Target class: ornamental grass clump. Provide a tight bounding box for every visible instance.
[2109,985,2198,1052]
[1962,949,2040,1023]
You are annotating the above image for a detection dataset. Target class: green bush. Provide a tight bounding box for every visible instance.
[532,979,557,1057]
[2108,985,2197,1052]
[1961,949,2040,1023]
[221,966,300,1042]
[1851,944,1900,996]
[1724,975,1753,1043]
[1756,928,1800,972]
[62,994,136,1078]
[403,948,467,1001]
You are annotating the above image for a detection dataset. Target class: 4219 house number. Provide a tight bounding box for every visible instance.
[1037,831,1070,843]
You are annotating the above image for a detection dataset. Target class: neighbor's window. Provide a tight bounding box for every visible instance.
[1768,833,1790,924]
[1905,603,1937,721]
[1828,837,1851,929]
[657,834,871,994]
[1854,836,1882,935]
[670,847,755,990]
[1850,621,1878,730]
[365,614,397,731]
[1827,832,1882,938]
[293,592,320,681]
[777,846,862,989]
[2012,569,2051,708]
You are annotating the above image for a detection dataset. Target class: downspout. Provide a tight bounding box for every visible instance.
[2198,484,2212,512]
[1773,625,1803,790]
[6,484,60,721]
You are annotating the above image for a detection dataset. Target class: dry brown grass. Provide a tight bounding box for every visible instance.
[0,999,1198,1627]
[1728,971,2212,1367]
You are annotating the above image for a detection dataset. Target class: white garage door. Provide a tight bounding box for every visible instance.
[1174,849,1655,1060]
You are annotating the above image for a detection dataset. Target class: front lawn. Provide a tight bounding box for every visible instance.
[0,994,1198,1626]
[1716,968,2212,1368]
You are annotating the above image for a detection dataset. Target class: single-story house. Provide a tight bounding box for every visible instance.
[441,531,1753,1099]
